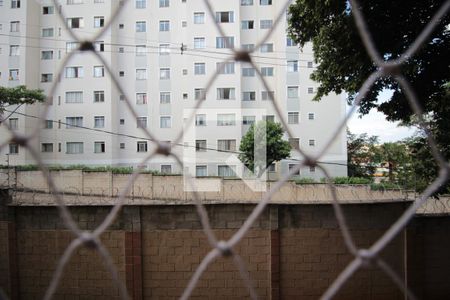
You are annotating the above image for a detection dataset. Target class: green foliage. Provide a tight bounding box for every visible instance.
[347,130,379,178]
[294,177,317,184]
[288,0,449,139]
[238,121,291,176]
[0,86,45,113]
[11,165,161,174]
[374,142,409,182]
[323,176,373,184]
[370,182,401,191]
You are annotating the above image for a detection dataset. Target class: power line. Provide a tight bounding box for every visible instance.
[3,109,347,168]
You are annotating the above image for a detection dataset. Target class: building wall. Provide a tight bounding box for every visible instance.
[3,196,447,300]
[0,0,347,179]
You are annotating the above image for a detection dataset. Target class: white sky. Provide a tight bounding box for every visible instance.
[345,89,416,143]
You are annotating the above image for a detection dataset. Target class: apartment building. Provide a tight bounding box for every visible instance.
[0,0,347,180]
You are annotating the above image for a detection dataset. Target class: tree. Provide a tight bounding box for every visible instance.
[288,0,449,142]
[239,121,291,177]
[347,130,379,178]
[0,85,45,115]
[374,142,409,182]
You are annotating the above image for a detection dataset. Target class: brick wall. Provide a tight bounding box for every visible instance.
[0,198,448,299]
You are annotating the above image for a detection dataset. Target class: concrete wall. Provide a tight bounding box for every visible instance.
[2,194,448,300]
[0,170,406,205]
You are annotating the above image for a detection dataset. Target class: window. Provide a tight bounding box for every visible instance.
[195,114,206,126]
[9,69,19,81]
[137,141,148,152]
[136,21,146,32]
[263,115,275,122]
[217,114,236,126]
[67,17,84,29]
[10,21,20,32]
[260,43,273,53]
[286,37,296,47]
[309,140,316,146]
[94,16,104,28]
[65,91,83,103]
[44,120,53,129]
[66,117,83,128]
[41,50,53,60]
[241,20,254,29]
[217,88,235,100]
[310,166,316,172]
[289,138,299,149]
[218,165,236,177]
[261,67,274,76]
[288,164,300,175]
[242,67,255,77]
[159,0,169,7]
[136,69,147,80]
[287,86,298,98]
[288,112,299,124]
[159,20,170,32]
[195,140,206,152]
[160,92,170,104]
[95,41,105,52]
[260,0,272,5]
[160,68,170,79]
[42,143,53,153]
[136,0,146,8]
[159,44,170,55]
[66,42,79,52]
[194,63,206,75]
[241,0,253,6]
[218,140,236,151]
[307,61,313,68]
[11,0,20,8]
[196,166,207,177]
[8,118,18,130]
[160,116,171,128]
[136,117,147,128]
[242,91,256,101]
[216,11,234,23]
[287,60,298,72]
[9,45,19,56]
[136,45,146,56]
[161,165,172,174]
[41,74,53,82]
[119,71,125,77]
[119,24,124,29]
[42,28,54,37]
[66,142,83,154]
[43,6,54,14]
[194,12,204,24]
[67,0,83,4]
[65,66,84,78]
[194,37,205,49]
[261,91,274,101]
[267,163,276,172]
[307,113,315,120]
[120,119,125,125]
[183,93,188,100]
[94,91,105,103]
[260,19,273,29]
[93,66,105,78]
[136,93,148,104]
[217,62,235,74]
[308,87,314,94]
[242,116,255,125]
[242,44,255,51]
[9,144,19,155]
[94,142,105,153]
[194,88,206,100]
[120,143,125,149]
[216,37,234,49]
[94,116,105,128]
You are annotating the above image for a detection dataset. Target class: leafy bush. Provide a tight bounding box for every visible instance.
[294,177,317,184]
[320,177,373,184]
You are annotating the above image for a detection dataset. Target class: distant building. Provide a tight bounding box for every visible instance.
[0,0,347,180]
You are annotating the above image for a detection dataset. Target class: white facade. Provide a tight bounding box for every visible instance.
[0,0,347,180]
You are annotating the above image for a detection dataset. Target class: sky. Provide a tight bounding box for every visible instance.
[345,89,417,143]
